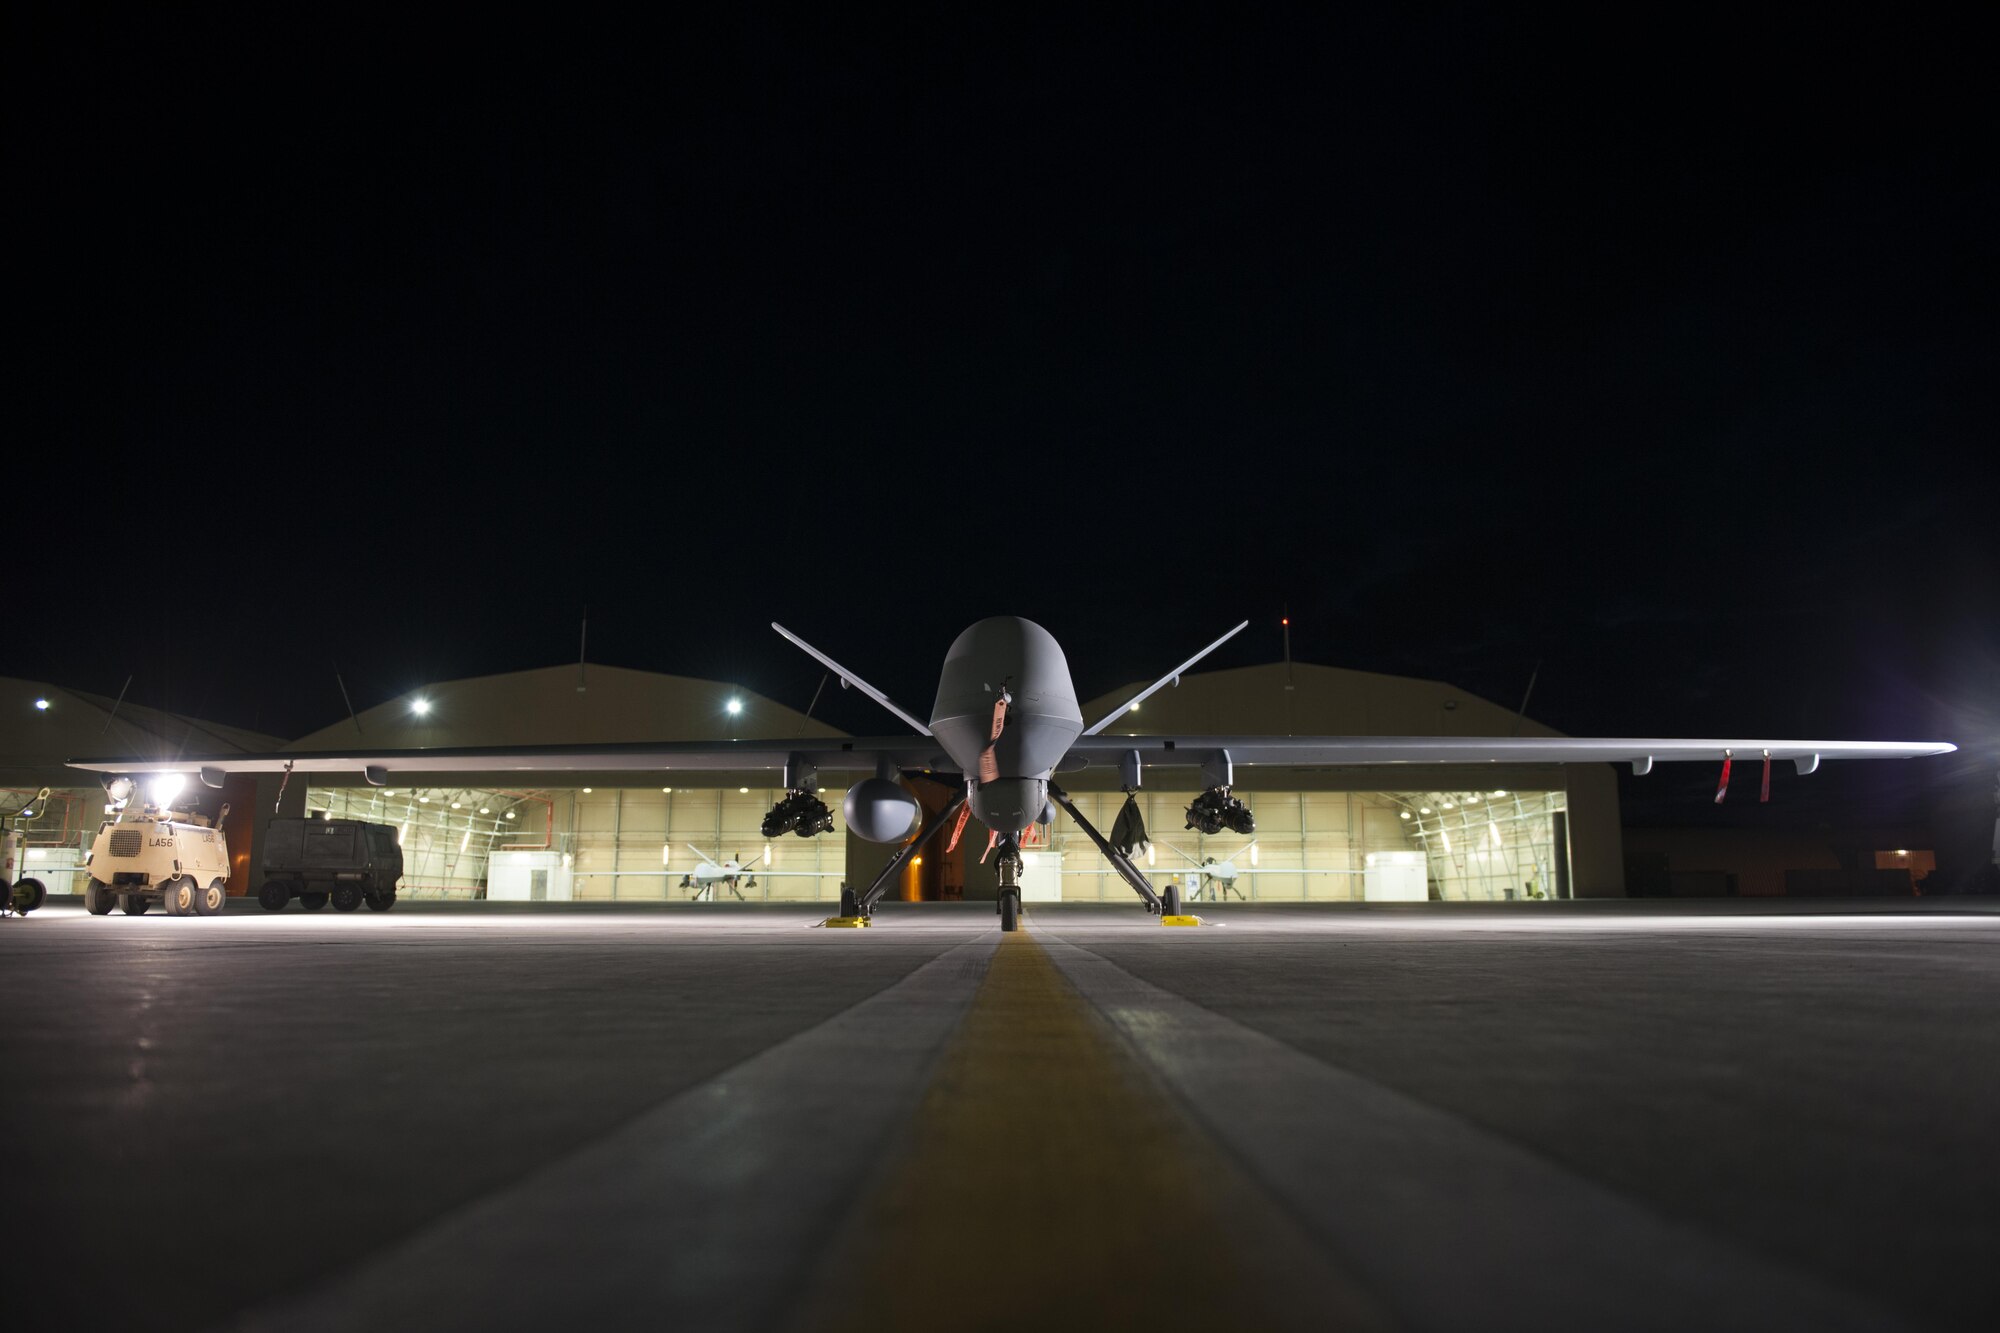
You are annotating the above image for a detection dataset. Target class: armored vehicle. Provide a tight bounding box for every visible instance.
[257,815,403,912]
[83,806,232,917]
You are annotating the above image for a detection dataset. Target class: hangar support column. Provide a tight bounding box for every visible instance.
[1564,764,1626,896]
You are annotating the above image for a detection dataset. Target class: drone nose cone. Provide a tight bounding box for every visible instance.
[931,619,1083,774]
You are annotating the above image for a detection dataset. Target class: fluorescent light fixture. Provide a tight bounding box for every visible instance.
[410,698,431,716]
[662,845,671,866]
[1440,828,1452,853]
[459,831,470,853]
[505,810,517,820]
[1419,806,1432,815]
[739,787,749,794]
[451,802,461,809]
[1490,821,1503,847]
[762,844,771,865]
[725,698,743,716]
[581,787,592,794]
[1442,802,1455,810]
[1492,789,1507,796]
[151,773,186,806]
[1249,843,1260,866]
[1146,843,1156,866]
[418,796,429,803]
[1466,794,1480,804]
[399,822,410,845]
[479,807,490,815]
[1400,810,1412,820]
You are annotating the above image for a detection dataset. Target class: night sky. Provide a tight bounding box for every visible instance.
[11,9,1995,830]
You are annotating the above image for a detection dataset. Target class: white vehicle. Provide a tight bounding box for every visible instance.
[82,776,232,918]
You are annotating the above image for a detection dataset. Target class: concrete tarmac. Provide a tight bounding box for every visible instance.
[1,899,1995,1331]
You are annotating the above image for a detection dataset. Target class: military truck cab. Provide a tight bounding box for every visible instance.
[258,815,404,913]
[83,805,232,917]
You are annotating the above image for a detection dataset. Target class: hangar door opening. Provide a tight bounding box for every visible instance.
[1051,789,1571,902]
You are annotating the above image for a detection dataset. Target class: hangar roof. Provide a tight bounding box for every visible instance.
[1,676,284,782]
[1078,661,1565,740]
[287,663,847,752]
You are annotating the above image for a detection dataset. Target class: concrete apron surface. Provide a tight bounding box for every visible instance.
[228,913,1917,1333]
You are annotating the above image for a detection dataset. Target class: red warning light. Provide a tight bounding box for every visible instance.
[1281,617,1290,626]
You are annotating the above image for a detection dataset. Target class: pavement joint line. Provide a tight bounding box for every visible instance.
[1033,929,1915,1333]
[226,933,999,1333]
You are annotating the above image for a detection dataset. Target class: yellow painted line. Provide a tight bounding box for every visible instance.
[795,931,1389,1332]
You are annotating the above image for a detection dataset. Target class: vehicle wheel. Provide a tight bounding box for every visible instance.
[999,890,1020,933]
[195,879,228,916]
[121,894,150,915]
[299,892,328,912]
[365,892,394,912]
[331,883,363,912]
[257,881,291,912]
[10,878,46,914]
[86,879,115,915]
[162,876,196,916]
[1162,882,1181,917]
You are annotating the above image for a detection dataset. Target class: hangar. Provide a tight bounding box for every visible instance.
[5,656,1622,904]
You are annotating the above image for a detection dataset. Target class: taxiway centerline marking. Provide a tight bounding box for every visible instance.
[791,928,1389,1333]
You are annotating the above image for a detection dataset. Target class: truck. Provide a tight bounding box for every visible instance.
[82,799,233,917]
[256,814,404,912]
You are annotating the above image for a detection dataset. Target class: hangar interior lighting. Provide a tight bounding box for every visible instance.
[451,802,462,809]
[34,698,49,710]
[411,698,432,716]
[725,698,743,716]
[1400,810,1412,820]
[662,845,671,866]
[418,796,429,803]
[479,807,490,815]
[582,787,592,794]
[506,810,517,820]
[739,786,750,794]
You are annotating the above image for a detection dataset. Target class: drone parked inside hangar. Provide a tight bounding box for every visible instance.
[675,844,843,901]
[72,617,1956,931]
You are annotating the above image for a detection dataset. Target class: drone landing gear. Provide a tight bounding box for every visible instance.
[996,847,1024,933]
[821,787,969,929]
[1049,783,1199,926]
